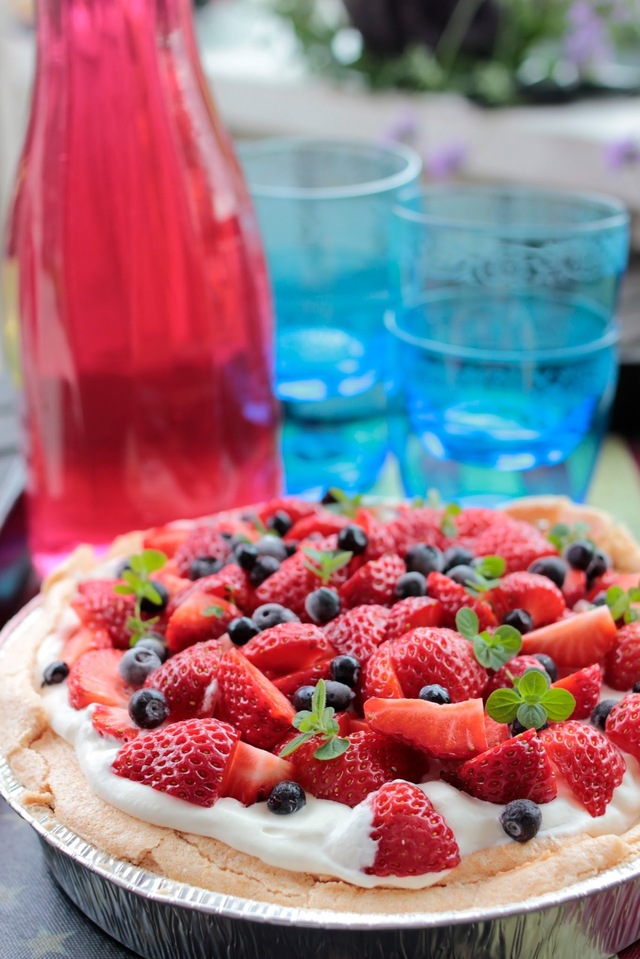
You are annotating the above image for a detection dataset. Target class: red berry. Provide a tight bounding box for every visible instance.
[551,664,602,720]
[483,655,548,699]
[256,496,318,527]
[364,696,488,760]
[165,591,242,654]
[62,626,112,666]
[71,581,136,649]
[426,571,497,631]
[323,605,391,662]
[446,729,557,805]
[220,740,295,805]
[143,639,223,720]
[91,705,140,742]
[385,507,446,555]
[604,621,640,691]
[384,597,444,643]
[360,644,404,700]
[242,622,336,677]
[173,526,233,577]
[520,606,617,668]
[471,518,557,574]
[539,720,625,816]
[217,648,295,751]
[605,693,640,762]
[339,553,406,608]
[389,627,488,702]
[488,571,565,628]
[67,649,133,710]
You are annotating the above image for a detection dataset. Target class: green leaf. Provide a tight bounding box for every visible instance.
[516,702,548,730]
[492,625,523,656]
[541,688,576,722]
[312,678,327,716]
[518,668,551,698]
[313,737,350,761]
[456,607,479,640]
[292,710,313,731]
[472,636,505,671]
[202,604,225,619]
[426,489,442,509]
[140,581,163,605]
[441,502,462,537]
[279,732,313,758]
[302,547,353,585]
[113,583,134,596]
[130,549,167,575]
[473,624,522,671]
[474,555,506,579]
[323,488,363,518]
[485,688,521,724]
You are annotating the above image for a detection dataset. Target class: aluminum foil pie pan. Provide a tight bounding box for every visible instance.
[2,605,640,959]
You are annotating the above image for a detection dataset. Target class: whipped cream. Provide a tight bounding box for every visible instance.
[33,625,640,890]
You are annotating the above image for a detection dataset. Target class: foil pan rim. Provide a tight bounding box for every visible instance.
[3,600,640,931]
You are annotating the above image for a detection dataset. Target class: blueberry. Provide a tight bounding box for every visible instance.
[586,549,611,583]
[634,682,640,694]
[404,544,444,576]
[330,655,360,688]
[564,539,595,572]
[323,680,355,711]
[189,556,223,580]
[140,580,169,615]
[255,534,288,562]
[446,564,481,588]
[118,646,162,686]
[591,591,607,606]
[442,546,475,572]
[285,541,298,557]
[305,587,341,625]
[499,799,542,843]
[337,524,368,555]
[395,571,427,599]
[591,698,617,730]
[267,510,293,537]
[528,556,567,589]
[292,685,316,711]
[503,609,534,634]
[531,653,558,682]
[252,603,300,630]
[321,489,339,505]
[510,718,548,736]
[248,555,280,587]
[233,542,259,571]
[228,616,261,646]
[42,661,70,687]
[128,688,170,728]
[135,635,169,662]
[418,684,451,705]
[267,781,307,815]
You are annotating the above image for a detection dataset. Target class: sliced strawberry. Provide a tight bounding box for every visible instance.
[606,693,640,761]
[272,660,333,699]
[286,511,350,541]
[520,606,618,668]
[217,648,295,750]
[540,720,625,816]
[166,563,253,619]
[242,622,336,677]
[112,717,239,807]
[484,713,511,748]
[361,644,404,700]
[166,593,242,654]
[445,729,557,805]
[285,729,421,807]
[471,518,557,573]
[339,553,406,608]
[254,535,348,617]
[323,605,391,662]
[385,507,447,555]
[364,781,460,877]
[220,740,295,805]
[384,597,444,643]
[604,621,640,691]
[551,664,602,719]
[142,524,189,557]
[426,571,497,631]
[487,571,565,628]
[71,580,136,649]
[389,627,488,702]
[562,567,587,608]
[172,526,234,578]
[67,649,133,710]
[91,705,140,742]
[586,571,640,602]
[483,655,548,699]
[364,697,488,760]
[256,496,318,527]
[143,639,223,720]
[61,626,112,666]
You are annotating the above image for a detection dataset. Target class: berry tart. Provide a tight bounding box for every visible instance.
[3,494,640,916]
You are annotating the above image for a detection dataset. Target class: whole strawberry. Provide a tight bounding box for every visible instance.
[445,729,557,805]
[384,597,444,643]
[254,536,350,617]
[539,720,625,816]
[173,526,233,578]
[471,517,557,573]
[385,507,446,556]
[426,572,497,631]
[339,553,405,609]
[363,781,460,877]
[143,639,223,720]
[323,605,391,662]
[389,627,488,701]
[606,693,640,762]
[604,621,640,691]
[242,622,336,677]
[112,717,239,807]
[72,581,136,649]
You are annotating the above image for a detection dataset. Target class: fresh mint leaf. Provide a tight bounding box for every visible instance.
[440,502,462,537]
[129,549,167,576]
[281,679,350,761]
[458,607,522,670]
[473,555,506,579]
[605,584,640,624]
[547,521,592,552]
[543,688,577,721]
[302,547,353,585]
[486,667,574,729]
[518,667,550,697]
[455,607,479,640]
[313,737,350,760]
[485,688,521,724]
[323,488,363,518]
[279,732,313,758]
[516,702,547,730]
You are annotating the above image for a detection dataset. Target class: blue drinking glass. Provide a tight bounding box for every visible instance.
[388,186,630,505]
[240,139,422,496]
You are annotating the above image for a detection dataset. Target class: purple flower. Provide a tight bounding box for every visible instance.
[604,136,640,171]
[564,1,612,69]
[378,108,419,146]
[424,141,467,181]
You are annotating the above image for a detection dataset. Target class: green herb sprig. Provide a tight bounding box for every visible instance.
[440,502,462,537]
[323,488,363,518]
[485,668,575,730]
[456,607,522,671]
[605,584,640,624]
[113,549,167,645]
[301,546,353,586]
[547,521,592,553]
[279,680,350,761]
[465,555,506,594]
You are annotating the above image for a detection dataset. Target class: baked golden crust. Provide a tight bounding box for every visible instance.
[2,497,640,914]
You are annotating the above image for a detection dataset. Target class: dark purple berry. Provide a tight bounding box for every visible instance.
[323,680,354,711]
[418,684,451,705]
[634,681,640,694]
[248,555,280,586]
[404,544,444,576]
[118,646,162,686]
[337,524,368,555]
[252,603,300,630]
[305,587,341,625]
[292,685,316,711]
[443,546,475,572]
[267,511,293,536]
[42,661,70,687]
[528,557,567,589]
[255,534,288,562]
[510,718,548,736]
[531,653,558,682]
[591,591,607,606]
[135,635,169,663]
[321,490,339,505]
[586,549,611,584]
[330,655,360,688]
[189,556,223,580]
[500,799,542,842]
[446,564,482,588]
[395,571,427,599]
[128,688,170,728]
[564,539,595,571]
[267,781,306,815]
[228,617,260,646]
[591,699,617,730]
[233,542,259,571]
[503,608,534,634]
[140,580,169,615]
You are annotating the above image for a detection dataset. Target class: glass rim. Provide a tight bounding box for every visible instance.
[238,137,423,200]
[384,308,621,364]
[392,184,630,236]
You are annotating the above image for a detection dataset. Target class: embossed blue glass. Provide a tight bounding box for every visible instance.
[388,187,629,505]
[240,139,422,496]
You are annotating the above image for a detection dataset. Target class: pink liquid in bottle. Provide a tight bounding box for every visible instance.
[4,0,281,573]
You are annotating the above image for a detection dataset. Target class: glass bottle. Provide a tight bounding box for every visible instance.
[3,0,280,573]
